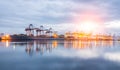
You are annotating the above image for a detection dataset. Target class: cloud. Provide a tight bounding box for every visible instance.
[0,0,120,34]
[104,20,120,34]
[50,48,99,59]
[104,52,120,62]
[105,20,120,29]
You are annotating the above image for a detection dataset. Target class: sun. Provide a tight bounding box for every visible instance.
[73,10,105,34]
[78,21,98,33]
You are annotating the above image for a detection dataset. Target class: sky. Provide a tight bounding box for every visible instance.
[0,0,120,35]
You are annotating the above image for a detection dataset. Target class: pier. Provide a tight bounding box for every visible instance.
[0,24,119,41]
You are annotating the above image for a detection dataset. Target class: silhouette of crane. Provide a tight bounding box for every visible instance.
[45,28,53,37]
[25,24,55,37]
[25,24,34,36]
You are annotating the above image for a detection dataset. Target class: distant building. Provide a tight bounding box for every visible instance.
[0,33,4,37]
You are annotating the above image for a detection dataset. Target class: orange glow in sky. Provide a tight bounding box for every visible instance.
[79,21,98,33]
[74,10,105,34]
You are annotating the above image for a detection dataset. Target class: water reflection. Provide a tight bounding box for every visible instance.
[11,40,58,56]
[64,40,114,49]
[0,40,118,56]
[1,40,120,70]
[0,40,11,47]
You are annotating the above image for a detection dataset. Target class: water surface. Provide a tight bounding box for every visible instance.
[0,40,120,70]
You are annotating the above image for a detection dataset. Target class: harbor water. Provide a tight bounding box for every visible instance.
[0,40,120,70]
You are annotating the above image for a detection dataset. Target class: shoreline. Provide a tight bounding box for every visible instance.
[0,35,119,41]
[0,38,117,41]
